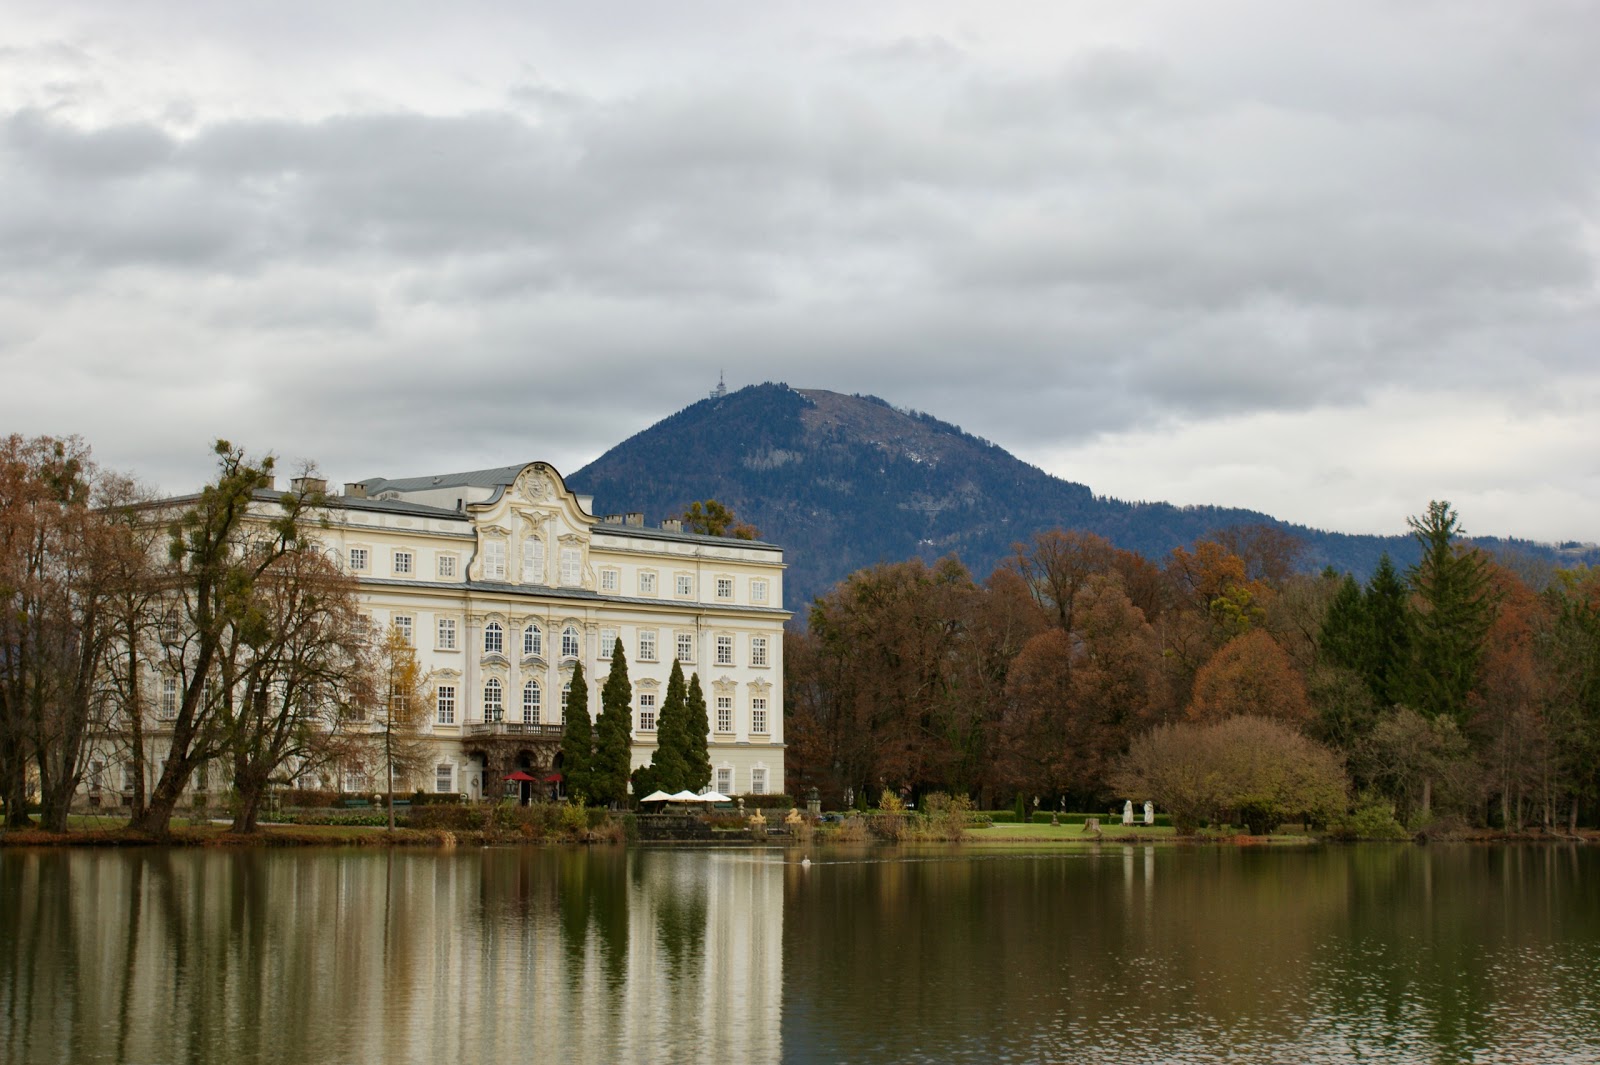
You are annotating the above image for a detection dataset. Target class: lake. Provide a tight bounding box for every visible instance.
[2,843,1597,1063]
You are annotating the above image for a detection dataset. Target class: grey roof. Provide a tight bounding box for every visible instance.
[357,463,530,495]
[592,521,781,551]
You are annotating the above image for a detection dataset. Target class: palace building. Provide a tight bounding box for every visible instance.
[93,461,787,805]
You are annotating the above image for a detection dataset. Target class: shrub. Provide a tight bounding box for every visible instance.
[1329,794,1410,840]
[279,789,340,809]
[737,794,795,810]
[405,805,485,831]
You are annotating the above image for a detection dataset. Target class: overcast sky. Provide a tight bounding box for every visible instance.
[2,1,1597,542]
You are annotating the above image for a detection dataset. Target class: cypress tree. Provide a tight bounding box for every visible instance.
[648,660,691,793]
[593,643,635,806]
[684,672,712,792]
[559,662,592,802]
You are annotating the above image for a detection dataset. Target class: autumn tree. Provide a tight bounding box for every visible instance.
[133,442,322,837]
[560,662,592,802]
[221,531,371,833]
[680,500,760,540]
[592,643,634,806]
[1113,716,1348,835]
[0,435,127,831]
[1188,629,1312,727]
[372,623,432,831]
[1354,707,1477,828]
[1008,529,1115,637]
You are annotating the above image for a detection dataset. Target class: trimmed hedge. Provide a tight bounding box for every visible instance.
[737,794,795,810]
[983,810,1174,828]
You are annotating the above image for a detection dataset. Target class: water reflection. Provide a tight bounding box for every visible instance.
[2,844,1598,1064]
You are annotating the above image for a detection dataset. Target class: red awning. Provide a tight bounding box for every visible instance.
[505,770,537,782]
[544,772,563,783]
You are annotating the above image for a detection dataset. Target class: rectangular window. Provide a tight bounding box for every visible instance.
[560,547,581,586]
[438,555,457,579]
[160,677,178,720]
[716,696,732,734]
[394,615,413,646]
[600,628,617,659]
[436,686,456,725]
[716,767,733,795]
[751,768,768,796]
[751,579,768,604]
[638,693,657,732]
[639,571,657,596]
[639,629,657,662]
[601,569,619,592]
[751,697,768,734]
[522,538,544,584]
[751,636,769,667]
[676,632,694,664]
[437,617,457,650]
[716,635,734,666]
[716,577,733,599]
[676,574,693,597]
[393,550,413,575]
[348,547,368,572]
[485,540,507,581]
[160,607,181,644]
[435,763,454,793]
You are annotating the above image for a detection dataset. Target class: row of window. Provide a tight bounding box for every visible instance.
[348,543,772,606]
[348,547,459,579]
[433,681,771,735]
[391,615,772,668]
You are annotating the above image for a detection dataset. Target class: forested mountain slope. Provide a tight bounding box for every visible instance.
[568,383,1593,614]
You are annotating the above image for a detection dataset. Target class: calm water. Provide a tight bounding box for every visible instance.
[2,843,1597,1064]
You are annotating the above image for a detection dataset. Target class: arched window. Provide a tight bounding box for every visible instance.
[484,622,503,655]
[483,678,503,722]
[523,622,543,657]
[522,537,545,584]
[523,681,541,725]
[561,624,580,659]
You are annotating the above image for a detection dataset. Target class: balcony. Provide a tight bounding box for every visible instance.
[465,721,564,739]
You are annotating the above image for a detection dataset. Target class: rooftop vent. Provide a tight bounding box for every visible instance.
[291,476,328,496]
[343,482,368,499]
[624,512,644,527]
[604,514,624,524]
[661,518,683,533]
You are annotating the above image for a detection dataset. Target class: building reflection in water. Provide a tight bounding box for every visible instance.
[0,847,786,1065]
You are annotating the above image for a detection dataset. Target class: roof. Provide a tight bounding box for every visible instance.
[356,463,529,495]
[592,520,781,551]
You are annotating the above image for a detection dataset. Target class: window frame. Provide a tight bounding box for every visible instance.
[436,685,457,725]
[484,621,504,656]
[437,617,458,651]
[392,549,414,576]
[715,634,734,667]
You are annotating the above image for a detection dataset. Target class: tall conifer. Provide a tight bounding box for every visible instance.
[1402,501,1495,724]
[684,672,713,792]
[559,662,592,802]
[648,660,691,793]
[593,643,635,806]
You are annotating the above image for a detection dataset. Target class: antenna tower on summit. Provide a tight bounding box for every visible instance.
[711,371,727,400]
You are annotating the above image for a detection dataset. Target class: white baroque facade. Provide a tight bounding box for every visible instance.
[92,461,788,805]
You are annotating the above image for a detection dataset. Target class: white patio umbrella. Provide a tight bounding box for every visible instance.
[698,791,731,803]
[640,790,674,803]
[670,790,702,802]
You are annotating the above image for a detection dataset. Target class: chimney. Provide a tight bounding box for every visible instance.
[625,512,644,527]
[343,482,368,499]
[661,518,683,533]
[291,476,328,496]
[604,514,624,524]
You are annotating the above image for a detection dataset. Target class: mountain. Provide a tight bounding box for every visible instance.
[568,383,1596,615]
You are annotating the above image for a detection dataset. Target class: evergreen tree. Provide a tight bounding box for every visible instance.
[1363,554,1412,707]
[593,644,635,806]
[559,662,592,802]
[684,671,712,791]
[1402,501,1495,724]
[648,659,691,793]
[1319,554,1412,709]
